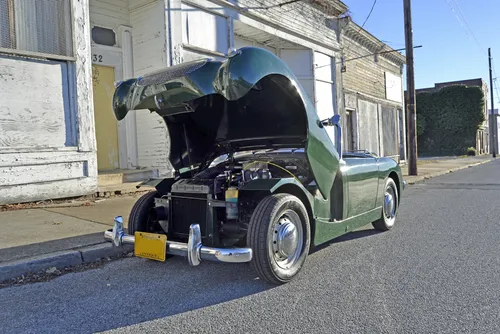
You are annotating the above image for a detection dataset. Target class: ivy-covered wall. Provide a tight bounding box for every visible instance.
[416,85,485,156]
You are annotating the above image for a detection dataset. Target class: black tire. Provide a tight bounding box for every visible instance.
[372,177,399,231]
[128,190,159,234]
[247,193,311,285]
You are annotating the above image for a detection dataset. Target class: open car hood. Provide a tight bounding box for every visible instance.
[112,47,339,198]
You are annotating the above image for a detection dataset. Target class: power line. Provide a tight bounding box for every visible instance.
[360,0,378,29]
[452,0,486,54]
[445,0,485,56]
[491,63,500,104]
[341,0,383,74]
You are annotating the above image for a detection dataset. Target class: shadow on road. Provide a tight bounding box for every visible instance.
[0,253,279,333]
[310,228,382,255]
[1,226,383,333]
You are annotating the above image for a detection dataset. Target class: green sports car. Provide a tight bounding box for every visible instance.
[104,47,406,285]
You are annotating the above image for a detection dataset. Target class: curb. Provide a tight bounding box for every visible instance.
[405,158,495,185]
[0,242,133,282]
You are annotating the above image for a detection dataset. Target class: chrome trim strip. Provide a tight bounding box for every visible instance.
[104,218,252,265]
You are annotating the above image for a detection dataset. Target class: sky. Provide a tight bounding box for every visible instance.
[342,0,500,105]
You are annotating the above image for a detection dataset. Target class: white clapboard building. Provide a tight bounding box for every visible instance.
[0,0,406,204]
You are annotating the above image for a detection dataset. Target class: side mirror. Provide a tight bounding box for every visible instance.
[318,115,342,159]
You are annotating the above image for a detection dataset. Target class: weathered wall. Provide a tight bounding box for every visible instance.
[226,0,341,52]
[130,0,172,175]
[0,0,97,204]
[341,30,405,160]
[90,0,130,28]
[125,0,343,175]
[342,37,401,100]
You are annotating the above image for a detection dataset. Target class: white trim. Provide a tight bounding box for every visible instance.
[181,0,229,18]
[311,50,318,109]
[0,48,77,62]
[169,0,184,65]
[182,44,226,58]
[0,147,79,154]
[227,17,234,51]
[118,25,138,169]
[344,89,404,109]
[376,104,383,156]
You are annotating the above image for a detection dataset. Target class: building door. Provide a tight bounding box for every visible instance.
[92,65,119,171]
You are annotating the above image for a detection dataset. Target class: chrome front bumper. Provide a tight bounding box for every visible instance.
[403,180,407,190]
[104,216,252,266]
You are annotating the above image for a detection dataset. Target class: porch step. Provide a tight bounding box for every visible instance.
[96,181,151,198]
[97,168,159,186]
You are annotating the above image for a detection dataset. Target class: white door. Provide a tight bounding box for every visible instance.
[313,51,336,145]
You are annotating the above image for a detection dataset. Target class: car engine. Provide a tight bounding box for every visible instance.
[152,152,313,247]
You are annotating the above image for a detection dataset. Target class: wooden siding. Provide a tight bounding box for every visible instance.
[0,0,97,204]
[130,0,171,175]
[227,0,340,52]
[342,36,402,101]
[89,0,130,35]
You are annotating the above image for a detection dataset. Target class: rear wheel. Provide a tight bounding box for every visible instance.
[128,190,159,234]
[372,177,399,231]
[247,193,311,285]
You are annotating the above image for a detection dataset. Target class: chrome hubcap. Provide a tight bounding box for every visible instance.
[383,186,397,221]
[384,193,395,218]
[271,211,303,269]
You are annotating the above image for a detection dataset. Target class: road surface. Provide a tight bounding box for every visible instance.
[1,159,499,334]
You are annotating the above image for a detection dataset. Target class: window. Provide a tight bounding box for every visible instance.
[0,0,73,57]
[92,26,116,47]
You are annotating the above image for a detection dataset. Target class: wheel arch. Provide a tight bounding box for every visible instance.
[272,183,315,244]
[387,171,401,205]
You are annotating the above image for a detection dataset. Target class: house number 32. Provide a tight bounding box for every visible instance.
[92,54,103,63]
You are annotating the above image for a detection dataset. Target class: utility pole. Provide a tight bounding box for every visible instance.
[489,48,497,158]
[404,0,417,175]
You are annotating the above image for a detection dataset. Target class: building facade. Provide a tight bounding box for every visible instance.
[415,78,490,154]
[339,19,407,162]
[0,0,407,205]
[0,0,96,204]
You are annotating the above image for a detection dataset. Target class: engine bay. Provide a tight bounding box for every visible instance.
[151,150,315,247]
[179,151,314,200]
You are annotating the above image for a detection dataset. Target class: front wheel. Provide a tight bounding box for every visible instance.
[128,190,159,234]
[372,177,399,231]
[247,193,311,285]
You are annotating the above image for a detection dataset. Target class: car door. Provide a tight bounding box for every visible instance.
[342,155,380,217]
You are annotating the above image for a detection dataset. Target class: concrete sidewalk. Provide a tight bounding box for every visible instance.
[0,154,495,282]
[401,154,494,184]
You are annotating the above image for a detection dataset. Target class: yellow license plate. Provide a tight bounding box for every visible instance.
[134,232,167,262]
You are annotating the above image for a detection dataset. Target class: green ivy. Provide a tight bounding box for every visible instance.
[415,85,485,156]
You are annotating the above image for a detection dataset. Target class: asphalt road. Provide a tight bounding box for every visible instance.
[1,159,500,334]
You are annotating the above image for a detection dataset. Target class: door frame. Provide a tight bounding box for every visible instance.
[91,25,137,169]
[345,108,358,151]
